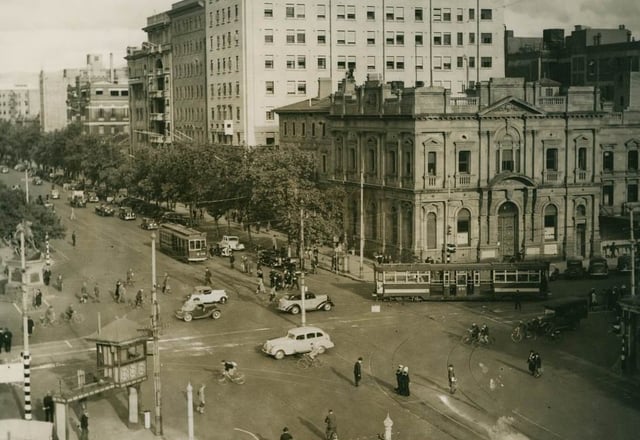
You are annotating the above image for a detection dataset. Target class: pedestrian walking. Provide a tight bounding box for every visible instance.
[447,364,457,394]
[257,268,263,280]
[394,365,403,394]
[71,230,76,247]
[269,286,277,302]
[527,350,536,376]
[256,278,266,295]
[2,328,12,352]
[27,316,35,337]
[401,366,411,396]
[34,289,42,308]
[162,273,169,294]
[57,274,63,291]
[280,427,293,440]
[241,256,247,273]
[533,352,542,377]
[115,280,122,302]
[229,252,235,269]
[204,268,212,285]
[93,283,100,303]
[70,208,76,221]
[353,357,363,386]
[514,290,522,310]
[324,409,337,440]
[272,234,278,250]
[196,384,206,414]
[43,391,54,422]
[119,285,127,304]
[79,409,89,440]
[43,268,51,286]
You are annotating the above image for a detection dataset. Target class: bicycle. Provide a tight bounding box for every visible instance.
[39,314,60,328]
[61,311,85,324]
[297,353,324,369]
[217,370,245,384]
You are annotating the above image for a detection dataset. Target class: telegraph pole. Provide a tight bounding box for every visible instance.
[19,223,32,420]
[150,233,162,435]
[359,167,364,279]
[300,206,306,326]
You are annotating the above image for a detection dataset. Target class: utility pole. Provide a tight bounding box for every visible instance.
[150,233,162,435]
[300,206,306,327]
[19,223,32,420]
[359,167,364,279]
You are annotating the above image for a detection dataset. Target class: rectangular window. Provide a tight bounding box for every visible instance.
[481,33,492,44]
[501,150,514,172]
[415,34,423,45]
[603,151,614,172]
[395,32,404,45]
[629,184,639,202]
[481,9,492,19]
[347,56,356,71]
[603,184,614,206]
[297,81,307,94]
[337,30,346,45]
[458,151,470,173]
[347,30,356,45]
[578,147,587,170]
[433,33,442,45]
[286,30,295,44]
[317,30,327,44]
[468,56,476,68]
[443,8,451,21]
[266,110,274,120]
[546,148,558,171]
[286,55,295,69]
[296,3,305,18]
[317,4,326,19]
[287,80,296,94]
[469,32,476,44]
[395,7,404,21]
[457,56,464,68]
[396,56,404,70]
[443,56,451,70]
[443,33,451,45]
[347,5,356,19]
[404,151,412,175]
[385,6,394,20]
[286,4,294,18]
[457,32,463,45]
[433,56,442,70]
[317,56,327,69]
[629,150,638,170]
[297,55,306,69]
[457,8,463,22]
[296,30,305,43]
[265,55,274,69]
[337,56,346,70]
[265,81,274,94]
[415,8,423,21]
[481,57,492,68]
[367,31,376,45]
[544,212,557,241]
[415,56,423,70]
[469,8,475,20]
[427,152,437,175]
[336,5,345,19]
[367,56,376,71]
[264,3,273,18]
[386,151,397,174]
[367,6,375,20]
[386,31,394,45]
[433,8,441,21]
[386,56,395,70]
[264,29,274,44]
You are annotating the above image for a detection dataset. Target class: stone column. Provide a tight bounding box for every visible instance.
[128,386,139,426]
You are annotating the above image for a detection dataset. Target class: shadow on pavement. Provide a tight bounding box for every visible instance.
[329,366,353,386]
[298,416,324,439]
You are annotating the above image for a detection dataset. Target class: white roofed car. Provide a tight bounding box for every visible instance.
[262,326,334,360]
[185,285,228,304]
[218,235,245,251]
[277,292,333,315]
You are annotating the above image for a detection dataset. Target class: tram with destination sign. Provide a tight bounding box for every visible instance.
[158,222,208,262]
[373,261,550,301]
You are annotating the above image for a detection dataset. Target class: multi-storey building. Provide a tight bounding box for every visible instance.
[278,75,640,263]
[126,13,173,151]
[129,0,504,148]
[0,84,39,125]
[68,80,130,136]
[39,69,79,132]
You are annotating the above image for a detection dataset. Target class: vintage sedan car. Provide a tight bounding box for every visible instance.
[69,196,87,208]
[186,285,228,304]
[119,207,136,221]
[140,217,158,230]
[0,166,8,173]
[218,235,245,251]
[277,292,333,315]
[87,192,99,203]
[262,326,334,360]
[175,301,222,322]
[50,189,60,199]
[95,204,115,216]
[32,177,43,185]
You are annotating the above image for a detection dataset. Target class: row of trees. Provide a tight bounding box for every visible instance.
[0,121,345,248]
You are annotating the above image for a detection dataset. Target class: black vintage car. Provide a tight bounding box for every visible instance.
[543,296,589,330]
[95,204,115,216]
[175,302,222,322]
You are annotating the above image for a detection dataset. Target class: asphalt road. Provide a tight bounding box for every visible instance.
[2,171,640,440]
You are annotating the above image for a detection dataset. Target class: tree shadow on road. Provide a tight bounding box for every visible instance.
[298,416,324,439]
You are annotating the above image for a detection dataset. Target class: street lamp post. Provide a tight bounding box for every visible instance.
[150,233,163,435]
[300,206,306,327]
[18,223,32,420]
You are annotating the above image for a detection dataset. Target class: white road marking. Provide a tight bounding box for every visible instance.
[12,303,21,314]
[234,428,260,440]
[65,340,72,348]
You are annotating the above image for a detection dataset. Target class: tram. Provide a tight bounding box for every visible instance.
[373,261,551,301]
[158,222,208,262]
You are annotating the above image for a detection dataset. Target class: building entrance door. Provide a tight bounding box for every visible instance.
[576,223,586,258]
[498,202,519,259]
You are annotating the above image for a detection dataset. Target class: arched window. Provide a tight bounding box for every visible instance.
[457,209,471,246]
[576,205,586,218]
[544,205,558,241]
[426,212,437,249]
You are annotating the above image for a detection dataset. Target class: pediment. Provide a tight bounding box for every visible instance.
[478,96,546,117]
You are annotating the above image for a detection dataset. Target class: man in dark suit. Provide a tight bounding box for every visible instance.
[43,391,54,422]
[353,357,363,386]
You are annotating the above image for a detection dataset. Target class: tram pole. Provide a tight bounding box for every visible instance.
[150,233,163,436]
[300,206,306,327]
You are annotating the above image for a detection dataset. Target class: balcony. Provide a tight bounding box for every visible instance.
[576,169,588,182]
[149,90,165,99]
[543,170,561,184]
[456,174,473,187]
[538,96,566,112]
[149,113,165,121]
[425,175,438,187]
[449,97,478,113]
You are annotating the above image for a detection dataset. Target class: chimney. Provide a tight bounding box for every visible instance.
[109,53,114,83]
[317,77,332,99]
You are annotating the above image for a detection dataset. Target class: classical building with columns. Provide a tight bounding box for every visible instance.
[278,75,640,263]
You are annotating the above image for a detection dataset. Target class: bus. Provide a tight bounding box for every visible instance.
[158,222,208,262]
[373,261,550,302]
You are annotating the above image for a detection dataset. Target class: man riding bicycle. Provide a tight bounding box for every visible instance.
[135,289,144,308]
[307,343,321,361]
[221,360,238,378]
[64,305,76,321]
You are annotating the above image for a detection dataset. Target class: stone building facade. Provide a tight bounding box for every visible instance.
[279,76,640,263]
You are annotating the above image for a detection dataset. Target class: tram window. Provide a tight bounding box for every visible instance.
[384,272,396,283]
[407,272,418,283]
[418,272,430,282]
[506,272,517,282]
[531,272,540,282]
[494,272,506,282]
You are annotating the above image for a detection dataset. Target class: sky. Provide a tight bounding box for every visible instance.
[0,0,639,84]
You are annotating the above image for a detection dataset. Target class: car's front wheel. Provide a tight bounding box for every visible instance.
[274,350,285,360]
[219,296,228,304]
[290,305,301,315]
[211,310,221,320]
[183,313,193,322]
[322,303,332,311]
